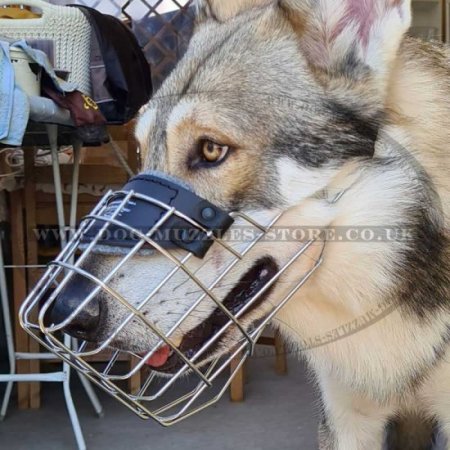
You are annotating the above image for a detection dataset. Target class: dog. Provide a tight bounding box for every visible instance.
[51,0,449,448]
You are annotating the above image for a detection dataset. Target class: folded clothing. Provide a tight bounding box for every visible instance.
[0,41,29,146]
[0,38,77,146]
[0,41,15,141]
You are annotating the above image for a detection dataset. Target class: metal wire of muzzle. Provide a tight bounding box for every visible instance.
[19,184,324,426]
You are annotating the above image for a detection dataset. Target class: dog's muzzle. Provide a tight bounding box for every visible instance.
[19,172,324,426]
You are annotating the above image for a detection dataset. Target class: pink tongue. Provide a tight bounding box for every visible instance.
[144,346,171,368]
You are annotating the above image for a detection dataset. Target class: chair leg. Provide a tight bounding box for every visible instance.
[129,356,142,395]
[48,124,67,247]
[77,371,104,418]
[63,362,87,450]
[0,381,14,421]
[51,128,87,449]
[274,332,287,375]
[229,354,245,402]
[0,240,16,420]
[69,141,104,418]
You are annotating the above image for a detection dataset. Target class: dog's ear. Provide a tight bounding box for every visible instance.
[280,0,412,98]
[196,0,272,22]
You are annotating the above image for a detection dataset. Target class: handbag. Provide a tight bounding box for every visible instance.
[74,5,152,124]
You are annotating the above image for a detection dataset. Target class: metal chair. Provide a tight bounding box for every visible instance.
[0,112,103,450]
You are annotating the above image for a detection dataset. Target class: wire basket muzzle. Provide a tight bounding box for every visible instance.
[19,173,323,425]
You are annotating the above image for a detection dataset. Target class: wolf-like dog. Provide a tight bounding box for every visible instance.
[51,0,449,448]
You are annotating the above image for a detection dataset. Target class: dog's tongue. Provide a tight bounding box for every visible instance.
[144,345,171,368]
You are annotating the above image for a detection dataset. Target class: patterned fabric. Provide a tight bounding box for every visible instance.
[133,7,195,90]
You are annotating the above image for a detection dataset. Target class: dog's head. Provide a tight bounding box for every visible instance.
[49,0,412,372]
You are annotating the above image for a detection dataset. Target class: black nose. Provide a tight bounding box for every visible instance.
[49,276,101,340]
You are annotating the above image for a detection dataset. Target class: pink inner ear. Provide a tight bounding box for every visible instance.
[334,0,403,48]
[303,0,406,69]
[345,0,378,46]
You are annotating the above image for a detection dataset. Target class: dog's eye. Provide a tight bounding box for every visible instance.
[201,140,229,163]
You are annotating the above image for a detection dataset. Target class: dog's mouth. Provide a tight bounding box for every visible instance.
[143,256,279,374]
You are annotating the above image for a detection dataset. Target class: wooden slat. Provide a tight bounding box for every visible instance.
[229,353,245,402]
[33,165,128,186]
[35,192,101,203]
[36,205,97,225]
[36,191,101,225]
[274,331,287,376]
[10,190,29,409]
[108,124,130,141]
[24,149,41,409]
[35,191,100,224]
[229,333,288,402]
[129,356,142,395]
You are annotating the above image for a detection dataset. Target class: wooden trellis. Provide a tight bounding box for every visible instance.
[123,0,195,88]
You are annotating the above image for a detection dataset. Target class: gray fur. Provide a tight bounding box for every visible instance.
[56,1,450,448]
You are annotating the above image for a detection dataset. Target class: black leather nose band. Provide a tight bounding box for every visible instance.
[81,174,234,258]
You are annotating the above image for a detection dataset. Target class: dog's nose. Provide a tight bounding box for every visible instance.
[49,277,101,340]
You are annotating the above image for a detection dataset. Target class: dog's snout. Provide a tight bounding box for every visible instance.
[49,277,101,340]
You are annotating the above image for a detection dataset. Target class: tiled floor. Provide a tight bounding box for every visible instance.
[0,355,446,450]
[0,356,319,450]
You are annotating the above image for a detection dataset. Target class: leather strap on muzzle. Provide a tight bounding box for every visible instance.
[81,174,234,258]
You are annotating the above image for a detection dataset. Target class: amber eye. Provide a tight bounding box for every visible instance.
[201,140,230,163]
